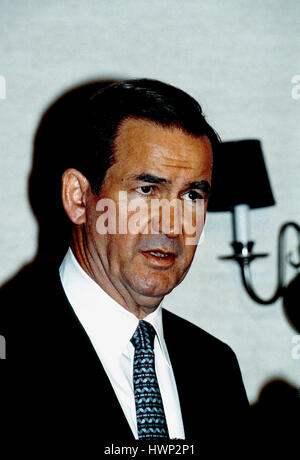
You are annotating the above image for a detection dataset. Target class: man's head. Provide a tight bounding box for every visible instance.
[61,79,219,318]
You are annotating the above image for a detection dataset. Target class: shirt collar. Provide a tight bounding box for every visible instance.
[59,248,171,367]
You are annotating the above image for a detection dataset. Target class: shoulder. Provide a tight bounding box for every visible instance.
[162,307,237,361]
[0,261,59,301]
[162,308,249,412]
[0,261,62,333]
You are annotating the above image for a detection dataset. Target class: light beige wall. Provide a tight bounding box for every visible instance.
[0,0,299,401]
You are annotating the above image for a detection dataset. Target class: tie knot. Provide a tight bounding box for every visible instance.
[131,320,156,350]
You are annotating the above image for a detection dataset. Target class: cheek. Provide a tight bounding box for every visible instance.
[182,245,197,265]
[106,234,138,268]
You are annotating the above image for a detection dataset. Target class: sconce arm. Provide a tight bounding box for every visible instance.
[239,222,300,305]
[240,261,282,305]
[220,222,300,305]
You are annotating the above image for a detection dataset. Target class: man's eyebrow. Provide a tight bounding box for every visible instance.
[129,174,211,194]
[132,173,168,184]
[189,180,211,195]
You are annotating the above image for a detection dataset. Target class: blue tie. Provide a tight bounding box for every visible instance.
[131,320,169,440]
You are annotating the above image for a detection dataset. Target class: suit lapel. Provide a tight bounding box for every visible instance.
[43,266,134,440]
[162,308,201,440]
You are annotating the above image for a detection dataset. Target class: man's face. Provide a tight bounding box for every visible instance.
[84,118,213,313]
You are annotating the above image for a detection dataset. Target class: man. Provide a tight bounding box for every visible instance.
[1,79,248,451]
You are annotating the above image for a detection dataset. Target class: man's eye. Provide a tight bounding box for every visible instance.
[136,186,154,195]
[182,191,204,201]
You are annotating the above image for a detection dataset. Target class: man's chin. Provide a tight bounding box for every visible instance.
[128,280,176,307]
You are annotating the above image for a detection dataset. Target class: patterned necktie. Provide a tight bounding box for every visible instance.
[131,320,169,440]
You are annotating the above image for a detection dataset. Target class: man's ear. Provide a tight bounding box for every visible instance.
[61,168,90,225]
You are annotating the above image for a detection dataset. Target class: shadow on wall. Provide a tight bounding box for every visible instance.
[0,77,120,286]
[251,378,300,451]
[29,77,121,267]
[250,273,300,448]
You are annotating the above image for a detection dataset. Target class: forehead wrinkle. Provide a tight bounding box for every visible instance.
[149,145,197,161]
[160,163,196,170]
[150,147,196,157]
[152,149,209,167]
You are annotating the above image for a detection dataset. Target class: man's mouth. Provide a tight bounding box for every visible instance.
[140,249,176,267]
[148,251,172,258]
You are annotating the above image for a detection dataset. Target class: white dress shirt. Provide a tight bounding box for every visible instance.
[59,248,185,439]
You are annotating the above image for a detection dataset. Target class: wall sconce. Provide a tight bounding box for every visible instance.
[208,139,300,305]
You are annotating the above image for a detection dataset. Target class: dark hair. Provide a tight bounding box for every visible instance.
[78,78,220,195]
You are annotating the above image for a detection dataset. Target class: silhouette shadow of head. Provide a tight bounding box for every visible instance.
[250,278,300,449]
[28,78,119,267]
[251,378,300,450]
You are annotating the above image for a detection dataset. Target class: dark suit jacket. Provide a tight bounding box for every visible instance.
[0,261,249,453]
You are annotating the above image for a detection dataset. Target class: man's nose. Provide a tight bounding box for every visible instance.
[150,201,182,238]
[166,205,182,238]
